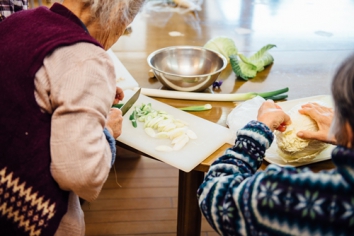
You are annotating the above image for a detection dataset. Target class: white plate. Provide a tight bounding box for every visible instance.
[264,95,335,167]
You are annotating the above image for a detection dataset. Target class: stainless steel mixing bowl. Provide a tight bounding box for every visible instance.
[147,46,227,92]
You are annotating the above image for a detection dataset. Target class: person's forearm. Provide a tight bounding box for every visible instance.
[197,120,273,235]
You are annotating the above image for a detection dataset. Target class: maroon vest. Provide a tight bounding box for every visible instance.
[0,3,102,235]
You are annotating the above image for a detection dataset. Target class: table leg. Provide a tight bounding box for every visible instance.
[177,169,205,236]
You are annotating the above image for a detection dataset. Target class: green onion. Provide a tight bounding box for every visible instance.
[140,87,289,102]
[112,103,124,109]
[179,104,212,111]
[129,110,137,128]
[263,94,288,101]
[257,87,288,99]
[230,87,289,101]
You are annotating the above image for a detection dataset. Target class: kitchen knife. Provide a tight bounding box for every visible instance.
[119,88,141,116]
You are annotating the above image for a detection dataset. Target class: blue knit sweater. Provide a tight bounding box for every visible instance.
[197,120,354,236]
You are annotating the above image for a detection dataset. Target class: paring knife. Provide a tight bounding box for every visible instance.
[119,88,141,116]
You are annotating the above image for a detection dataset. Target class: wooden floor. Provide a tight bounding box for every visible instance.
[82,147,217,236]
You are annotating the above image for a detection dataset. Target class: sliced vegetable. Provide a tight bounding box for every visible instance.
[144,127,156,137]
[155,145,173,152]
[186,129,197,139]
[179,104,212,111]
[130,102,197,151]
[173,135,189,151]
[129,110,137,128]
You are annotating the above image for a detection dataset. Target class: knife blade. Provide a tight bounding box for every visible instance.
[119,88,141,116]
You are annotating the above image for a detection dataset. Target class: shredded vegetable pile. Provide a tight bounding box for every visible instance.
[204,36,276,80]
[129,103,197,152]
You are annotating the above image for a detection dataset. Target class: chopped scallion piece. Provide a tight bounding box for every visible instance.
[129,111,137,128]
[179,104,212,111]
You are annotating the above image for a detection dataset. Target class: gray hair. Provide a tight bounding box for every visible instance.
[330,53,354,146]
[57,0,145,31]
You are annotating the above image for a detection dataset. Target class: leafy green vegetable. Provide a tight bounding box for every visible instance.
[248,44,276,72]
[230,55,257,80]
[203,37,276,81]
[204,36,238,63]
[229,45,276,80]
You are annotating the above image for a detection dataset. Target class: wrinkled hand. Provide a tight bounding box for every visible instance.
[297,102,335,144]
[257,100,291,132]
[106,108,123,139]
[113,86,124,105]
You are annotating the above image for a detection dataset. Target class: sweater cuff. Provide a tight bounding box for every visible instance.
[237,120,274,149]
[103,128,116,167]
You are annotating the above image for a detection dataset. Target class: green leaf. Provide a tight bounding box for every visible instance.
[248,44,276,72]
[229,54,257,80]
[204,36,238,63]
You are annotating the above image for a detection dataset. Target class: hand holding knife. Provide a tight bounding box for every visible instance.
[108,88,141,138]
[118,88,141,116]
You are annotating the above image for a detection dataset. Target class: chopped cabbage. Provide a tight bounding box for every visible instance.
[275,101,330,163]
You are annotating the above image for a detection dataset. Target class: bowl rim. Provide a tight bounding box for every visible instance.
[147,46,228,77]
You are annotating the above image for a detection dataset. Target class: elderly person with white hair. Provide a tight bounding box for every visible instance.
[0,0,145,235]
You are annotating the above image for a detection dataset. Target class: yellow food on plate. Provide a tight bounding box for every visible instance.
[275,101,330,163]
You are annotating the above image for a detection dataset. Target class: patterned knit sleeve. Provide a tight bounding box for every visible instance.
[197,120,273,235]
[197,120,354,236]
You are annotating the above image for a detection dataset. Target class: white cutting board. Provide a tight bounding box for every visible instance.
[117,90,233,172]
[107,49,139,90]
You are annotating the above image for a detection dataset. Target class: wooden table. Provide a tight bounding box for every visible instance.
[112,0,354,235]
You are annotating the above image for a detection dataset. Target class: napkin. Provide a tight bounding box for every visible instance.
[226,96,265,144]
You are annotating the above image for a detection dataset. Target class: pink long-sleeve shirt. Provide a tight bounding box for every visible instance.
[34,42,116,235]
